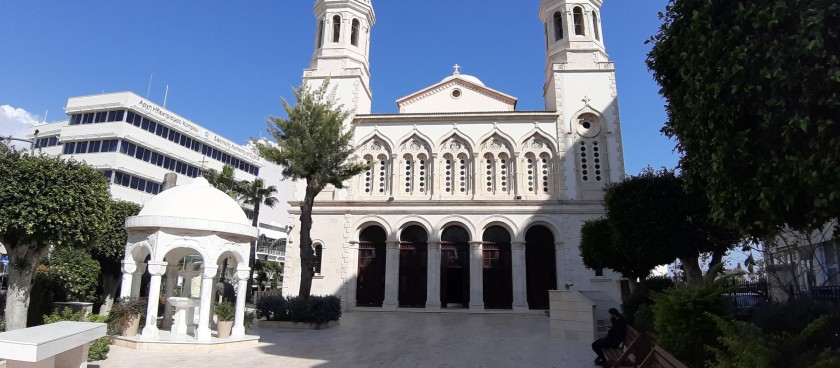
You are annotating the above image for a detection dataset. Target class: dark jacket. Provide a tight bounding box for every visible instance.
[606,315,627,345]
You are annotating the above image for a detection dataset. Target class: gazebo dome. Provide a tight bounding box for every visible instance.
[138,177,249,225]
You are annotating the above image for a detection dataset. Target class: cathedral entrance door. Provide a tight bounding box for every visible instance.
[356,226,387,307]
[482,226,513,309]
[525,225,557,309]
[440,225,470,308]
[398,225,428,307]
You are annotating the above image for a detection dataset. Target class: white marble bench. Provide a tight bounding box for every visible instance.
[0,321,106,368]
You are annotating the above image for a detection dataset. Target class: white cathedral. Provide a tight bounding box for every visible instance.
[283,0,626,313]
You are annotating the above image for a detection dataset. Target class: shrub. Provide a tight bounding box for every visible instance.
[709,313,840,368]
[49,246,100,303]
[256,295,287,321]
[0,316,5,332]
[214,301,235,322]
[255,295,341,324]
[42,307,110,361]
[107,297,146,334]
[286,295,342,324]
[27,270,61,326]
[651,284,729,367]
[750,299,839,335]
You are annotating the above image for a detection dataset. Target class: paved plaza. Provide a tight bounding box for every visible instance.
[93,311,595,368]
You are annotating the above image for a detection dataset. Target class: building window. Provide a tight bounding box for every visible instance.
[595,268,604,277]
[443,155,453,194]
[332,15,341,43]
[553,11,564,41]
[592,12,600,40]
[377,155,388,194]
[313,243,323,275]
[403,156,413,194]
[351,19,360,46]
[317,19,325,48]
[822,241,839,286]
[573,7,585,36]
[540,153,551,193]
[484,154,495,193]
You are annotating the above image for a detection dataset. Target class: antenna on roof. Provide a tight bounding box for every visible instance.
[146,73,154,98]
[163,84,170,108]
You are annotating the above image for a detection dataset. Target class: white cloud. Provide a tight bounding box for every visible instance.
[0,105,41,149]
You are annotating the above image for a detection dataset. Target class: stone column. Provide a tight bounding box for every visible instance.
[130,262,147,298]
[555,241,566,289]
[119,261,138,299]
[231,268,250,338]
[469,241,484,311]
[511,241,529,312]
[347,241,359,308]
[382,240,400,311]
[142,261,168,338]
[196,266,218,341]
[425,241,442,311]
[161,264,179,329]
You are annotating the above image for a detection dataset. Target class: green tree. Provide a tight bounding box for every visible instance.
[647,0,840,237]
[586,168,740,288]
[90,200,142,316]
[203,165,240,198]
[239,178,278,298]
[257,80,367,298]
[0,151,111,330]
[580,218,660,290]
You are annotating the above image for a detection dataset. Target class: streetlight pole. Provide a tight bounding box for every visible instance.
[1,129,39,155]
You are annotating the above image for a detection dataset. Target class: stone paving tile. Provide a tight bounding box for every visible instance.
[92,312,595,368]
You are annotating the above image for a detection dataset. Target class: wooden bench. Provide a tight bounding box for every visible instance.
[639,345,688,368]
[604,326,647,368]
[0,321,105,368]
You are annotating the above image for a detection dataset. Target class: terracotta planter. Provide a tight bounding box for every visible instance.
[217,320,233,339]
[122,314,141,337]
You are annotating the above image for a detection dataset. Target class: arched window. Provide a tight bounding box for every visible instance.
[484,154,495,193]
[351,19,360,46]
[317,19,325,48]
[313,243,323,274]
[403,155,414,194]
[497,153,510,193]
[443,154,454,194]
[377,154,388,194]
[573,7,585,36]
[539,153,552,193]
[332,15,341,43]
[553,11,564,41]
[457,153,469,194]
[592,12,600,40]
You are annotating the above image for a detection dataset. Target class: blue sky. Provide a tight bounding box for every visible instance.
[0,0,676,175]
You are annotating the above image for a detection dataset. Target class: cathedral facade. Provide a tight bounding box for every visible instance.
[283,0,625,312]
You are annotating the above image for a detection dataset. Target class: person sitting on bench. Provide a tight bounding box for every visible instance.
[592,308,627,366]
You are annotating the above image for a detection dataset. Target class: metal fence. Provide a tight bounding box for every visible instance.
[722,279,770,310]
[793,285,840,305]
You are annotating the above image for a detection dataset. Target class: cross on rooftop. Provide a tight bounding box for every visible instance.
[453,64,461,75]
[582,95,592,105]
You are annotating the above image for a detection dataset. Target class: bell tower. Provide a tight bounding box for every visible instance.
[304,0,375,115]
[539,0,625,199]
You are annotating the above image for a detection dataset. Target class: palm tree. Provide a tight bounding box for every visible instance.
[203,165,239,198]
[239,178,279,299]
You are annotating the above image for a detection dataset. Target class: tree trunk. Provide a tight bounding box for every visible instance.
[99,273,121,316]
[298,184,318,299]
[680,255,704,289]
[4,246,42,331]
[246,202,260,302]
[706,248,726,274]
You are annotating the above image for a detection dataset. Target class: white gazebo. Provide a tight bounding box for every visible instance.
[119,177,258,342]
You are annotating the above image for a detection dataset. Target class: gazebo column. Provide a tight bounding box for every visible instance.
[130,262,146,298]
[196,266,218,341]
[511,241,529,312]
[469,241,484,311]
[425,241,441,311]
[162,264,179,329]
[119,261,138,299]
[382,240,400,311]
[142,261,168,338]
[231,268,250,338]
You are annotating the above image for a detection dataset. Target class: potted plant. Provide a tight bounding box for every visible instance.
[107,297,146,337]
[215,301,235,339]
